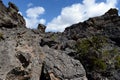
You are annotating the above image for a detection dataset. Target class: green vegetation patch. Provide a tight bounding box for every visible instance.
[115,55,120,69]
[75,35,120,72]
[51,34,57,41]
[76,35,107,55]
[93,58,107,71]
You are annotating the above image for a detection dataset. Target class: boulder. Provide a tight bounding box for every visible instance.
[41,46,87,80]
[37,24,46,33]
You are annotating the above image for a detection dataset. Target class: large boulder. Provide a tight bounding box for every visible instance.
[41,46,87,80]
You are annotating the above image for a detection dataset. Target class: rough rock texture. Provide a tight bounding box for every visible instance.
[64,8,120,40]
[0,1,120,80]
[41,46,87,80]
[40,8,120,80]
[0,1,87,80]
[63,8,120,80]
[37,24,46,33]
[0,1,25,28]
[0,27,43,80]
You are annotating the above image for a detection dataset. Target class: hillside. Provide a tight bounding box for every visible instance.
[0,1,120,80]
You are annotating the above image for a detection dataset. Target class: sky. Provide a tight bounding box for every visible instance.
[2,0,120,32]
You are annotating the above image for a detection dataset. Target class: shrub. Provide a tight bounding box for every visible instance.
[51,34,57,41]
[102,48,119,62]
[76,36,107,55]
[94,59,107,71]
[76,38,91,54]
[90,36,107,50]
[75,35,120,72]
[115,56,120,69]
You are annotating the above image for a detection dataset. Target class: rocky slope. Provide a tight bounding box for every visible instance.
[0,1,120,80]
[40,8,120,80]
[0,1,87,80]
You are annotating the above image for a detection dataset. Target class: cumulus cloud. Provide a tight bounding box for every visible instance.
[27,3,33,7]
[25,6,46,29]
[39,19,46,24]
[46,0,118,32]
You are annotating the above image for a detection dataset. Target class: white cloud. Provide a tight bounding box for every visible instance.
[39,19,46,24]
[26,7,45,18]
[46,0,118,32]
[25,7,46,29]
[27,3,33,7]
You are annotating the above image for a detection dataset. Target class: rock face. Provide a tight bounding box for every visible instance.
[40,8,120,80]
[0,1,25,28]
[63,8,120,80]
[41,46,87,80]
[0,1,87,80]
[0,1,120,80]
[64,8,120,40]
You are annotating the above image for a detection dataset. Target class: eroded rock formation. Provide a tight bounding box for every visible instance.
[0,1,25,28]
[0,1,120,80]
[0,1,87,80]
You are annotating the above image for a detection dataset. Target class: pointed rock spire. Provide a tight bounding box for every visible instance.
[104,8,118,16]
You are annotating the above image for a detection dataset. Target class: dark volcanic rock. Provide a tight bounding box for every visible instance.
[63,8,120,80]
[41,46,87,80]
[0,1,25,28]
[105,8,118,16]
[0,28,43,80]
[0,1,120,80]
[0,1,87,80]
[64,8,120,40]
[8,2,19,12]
[37,24,46,33]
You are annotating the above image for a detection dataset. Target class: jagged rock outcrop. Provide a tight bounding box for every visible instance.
[0,1,25,28]
[0,1,87,80]
[64,8,120,40]
[40,8,120,80]
[63,8,120,80]
[0,1,120,80]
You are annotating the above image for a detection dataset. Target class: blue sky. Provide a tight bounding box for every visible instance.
[3,0,82,22]
[2,0,120,32]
